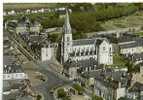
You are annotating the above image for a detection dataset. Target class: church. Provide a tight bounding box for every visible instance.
[60,10,113,66]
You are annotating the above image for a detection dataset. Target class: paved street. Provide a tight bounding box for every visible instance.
[35,62,72,100]
[5,29,72,100]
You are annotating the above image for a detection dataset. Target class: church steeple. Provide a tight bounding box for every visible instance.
[61,9,73,64]
[63,9,72,34]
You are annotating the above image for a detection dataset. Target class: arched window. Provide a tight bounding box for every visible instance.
[103,47,106,50]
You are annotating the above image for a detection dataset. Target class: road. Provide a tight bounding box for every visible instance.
[35,61,71,100]
[6,29,71,100]
[7,30,36,62]
[87,26,142,38]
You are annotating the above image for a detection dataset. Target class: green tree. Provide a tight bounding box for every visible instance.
[92,94,103,100]
[72,83,84,95]
[36,94,42,100]
[57,88,66,98]
[71,12,103,33]
[118,97,130,100]
[63,96,71,100]
[48,33,59,42]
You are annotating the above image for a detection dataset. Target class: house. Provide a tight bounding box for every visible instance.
[124,53,143,64]
[82,68,128,100]
[118,34,143,55]
[3,64,28,80]
[8,10,15,15]
[16,19,30,34]
[127,82,143,100]
[63,58,98,80]
[131,63,143,85]
[30,21,41,33]
[41,44,54,61]
[16,17,41,34]
[3,55,28,80]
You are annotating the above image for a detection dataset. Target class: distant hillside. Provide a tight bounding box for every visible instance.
[3,3,143,39]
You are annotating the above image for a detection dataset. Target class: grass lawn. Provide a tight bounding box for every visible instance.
[101,11,143,30]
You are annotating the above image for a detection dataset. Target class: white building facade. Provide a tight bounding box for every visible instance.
[41,46,54,61]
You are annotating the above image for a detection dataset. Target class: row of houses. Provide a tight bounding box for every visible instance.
[81,66,143,100]
[3,30,29,98]
[16,18,41,34]
[3,55,28,81]
[118,34,143,55]
[86,34,143,100]
[4,7,72,16]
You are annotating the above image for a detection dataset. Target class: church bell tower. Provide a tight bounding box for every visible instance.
[61,9,73,64]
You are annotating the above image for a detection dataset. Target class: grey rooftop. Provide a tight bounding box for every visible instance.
[73,39,96,46]
[4,64,24,74]
[82,68,128,89]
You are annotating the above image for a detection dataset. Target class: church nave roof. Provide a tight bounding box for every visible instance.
[73,39,96,46]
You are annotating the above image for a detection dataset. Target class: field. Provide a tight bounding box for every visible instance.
[101,11,143,30]
[4,4,143,38]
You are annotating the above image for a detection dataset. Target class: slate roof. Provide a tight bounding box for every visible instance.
[119,36,143,49]
[95,39,103,46]
[29,34,46,43]
[17,23,27,28]
[82,68,128,89]
[125,53,143,62]
[64,58,97,69]
[118,35,135,43]
[76,58,97,68]
[3,55,16,66]
[4,64,24,74]
[129,82,143,92]
[73,39,96,46]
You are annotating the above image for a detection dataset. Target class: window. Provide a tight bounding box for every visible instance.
[46,53,48,56]
[103,47,106,50]
[67,37,70,41]
[110,48,111,52]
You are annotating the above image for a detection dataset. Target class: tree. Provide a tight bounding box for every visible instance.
[57,88,66,98]
[92,94,103,100]
[63,96,71,100]
[126,61,137,73]
[71,12,103,33]
[72,83,84,95]
[36,95,42,100]
[118,97,130,100]
[48,33,59,42]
